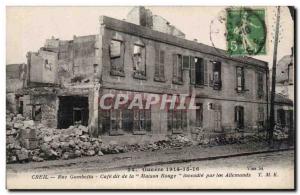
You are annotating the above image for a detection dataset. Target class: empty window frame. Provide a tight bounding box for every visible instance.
[212,61,222,90]
[236,66,245,92]
[133,44,146,78]
[44,59,52,71]
[172,54,183,84]
[109,39,124,76]
[32,105,42,121]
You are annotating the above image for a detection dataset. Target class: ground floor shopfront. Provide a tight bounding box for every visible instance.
[11,87,275,144]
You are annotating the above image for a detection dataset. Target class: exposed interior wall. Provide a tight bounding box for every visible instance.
[21,94,58,128]
[28,50,58,85]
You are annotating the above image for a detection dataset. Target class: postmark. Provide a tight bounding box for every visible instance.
[226,8,266,56]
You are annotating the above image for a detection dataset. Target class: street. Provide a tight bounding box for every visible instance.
[7,149,295,189]
[146,150,294,170]
[7,143,294,175]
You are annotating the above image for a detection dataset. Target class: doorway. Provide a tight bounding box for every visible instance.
[57,96,89,129]
[235,106,244,129]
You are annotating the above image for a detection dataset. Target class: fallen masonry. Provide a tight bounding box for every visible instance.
[6,110,277,164]
[6,110,194,164]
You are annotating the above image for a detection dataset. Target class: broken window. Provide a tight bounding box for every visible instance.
[212,61,222,90]
[44,59,52,71]
[234,106,244,129]
[154,46,165,82]
[132,43,146,79]
[32,105,42,121]
[196,103,203,127]
[236,66,245,92]
[257,71,264,98]
[167,108,187,134]
[110,39,124,76]
[172,54,183,84]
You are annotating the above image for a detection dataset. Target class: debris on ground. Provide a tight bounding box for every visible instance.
[6,110,271,164]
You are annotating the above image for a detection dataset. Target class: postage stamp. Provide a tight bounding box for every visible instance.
[226,8,266,55]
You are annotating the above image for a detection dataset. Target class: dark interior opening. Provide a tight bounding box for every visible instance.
[19,101,23,115]
[57,96,89,129]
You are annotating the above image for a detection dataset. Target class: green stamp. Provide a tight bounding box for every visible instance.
[226,8,266,56]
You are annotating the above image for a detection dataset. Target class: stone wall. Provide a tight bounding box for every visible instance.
[22,94,58,128]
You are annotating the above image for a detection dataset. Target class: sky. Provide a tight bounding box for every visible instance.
[6,6,294,67]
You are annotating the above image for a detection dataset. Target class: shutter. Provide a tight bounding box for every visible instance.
[204,59,208,85]
[240,107,244,127]
[121,42,125,72]
[242,68,245,90]
[183,56,190,69]
[257,72,264,97]
[190,56,195,84]
[200,59,204,85]
[172,54,178,80]
[234,106,238,122]
[159,50,165,79]
[236,67,240,90]
[154,46,160,78]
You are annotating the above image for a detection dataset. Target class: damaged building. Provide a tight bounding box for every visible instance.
[6,7,294,143]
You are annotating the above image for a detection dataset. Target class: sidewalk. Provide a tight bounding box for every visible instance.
[7,141,293,174]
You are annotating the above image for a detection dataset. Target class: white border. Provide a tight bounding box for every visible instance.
[1,0,298,194]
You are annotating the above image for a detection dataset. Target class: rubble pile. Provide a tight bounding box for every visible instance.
[125,135,193,152]
[7,110,193,164]
[35,125,104,161]
[7,110,274,164]
[274,125,289,140]
[6,112,35,163]
[6,111,108,164]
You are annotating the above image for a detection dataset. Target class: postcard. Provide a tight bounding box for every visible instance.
[6,6,295,190]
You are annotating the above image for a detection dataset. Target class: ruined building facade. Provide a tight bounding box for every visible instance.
[7,8,274,142]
